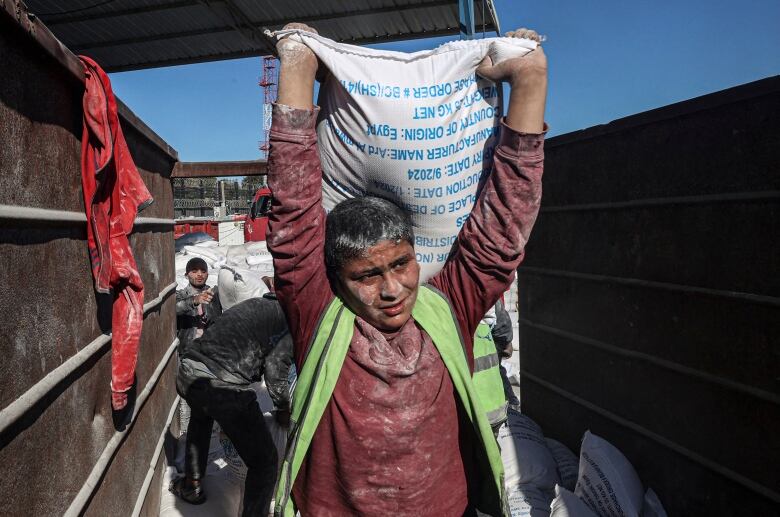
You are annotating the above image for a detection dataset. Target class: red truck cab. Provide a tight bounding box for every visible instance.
[244,186,272,242]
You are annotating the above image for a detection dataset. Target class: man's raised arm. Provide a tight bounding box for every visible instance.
[431,29,548,353]
[267,24,332,364]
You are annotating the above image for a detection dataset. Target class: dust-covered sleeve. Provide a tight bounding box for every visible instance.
[429,120,545,368]
[266,104,334,367]
[175,288,195,315]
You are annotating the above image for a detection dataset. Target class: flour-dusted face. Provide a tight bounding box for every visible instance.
[186,268,208,288]
[336,239,420,332]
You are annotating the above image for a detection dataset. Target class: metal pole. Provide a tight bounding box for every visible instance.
[220,180,226,216]
[459,0,475,40]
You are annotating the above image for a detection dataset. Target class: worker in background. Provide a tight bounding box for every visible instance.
[267,22,547,516]
[170,278,293,517]
[491,298,521,410]
[491,298,514,362]
[473,299,517,434]
[176,257,221,351]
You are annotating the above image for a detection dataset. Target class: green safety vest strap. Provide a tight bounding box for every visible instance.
[274,298,355,516]
[473,322,509,427]
[411,288,507,515]
[274,286,507,516]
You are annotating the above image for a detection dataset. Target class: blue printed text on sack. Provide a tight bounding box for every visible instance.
[341,80,401,99]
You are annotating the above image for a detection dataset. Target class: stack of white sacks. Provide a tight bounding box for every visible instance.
[175,241,275,309]
[499,409,667,517]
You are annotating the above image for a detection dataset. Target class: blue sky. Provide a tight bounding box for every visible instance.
[109,0,780,162]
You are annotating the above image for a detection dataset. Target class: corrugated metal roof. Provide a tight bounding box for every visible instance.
[24,0,499,72]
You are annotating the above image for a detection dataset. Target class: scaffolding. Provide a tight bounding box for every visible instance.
[258,56,279,156]
[172,178,257,218]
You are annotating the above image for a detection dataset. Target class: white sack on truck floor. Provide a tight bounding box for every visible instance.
[550,485,598,517]
[545,438,579,491]
[545,431,668,517]
[268,29,537,280]
[508,484,554,517]
[498,410,560,490]
[574,431,644,517]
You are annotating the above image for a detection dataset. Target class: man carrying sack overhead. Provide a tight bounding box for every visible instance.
[267,23,548,516]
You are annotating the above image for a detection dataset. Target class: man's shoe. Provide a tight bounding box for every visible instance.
[169,476,207,505]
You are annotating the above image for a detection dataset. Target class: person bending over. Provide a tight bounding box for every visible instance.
[171,285,293,517]
[268,23,547,516]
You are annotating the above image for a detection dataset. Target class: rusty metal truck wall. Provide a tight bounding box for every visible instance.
[518,76,780,514]
[0,7,178,516]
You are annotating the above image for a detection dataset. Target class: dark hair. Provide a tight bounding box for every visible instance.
[185,257,208,273]
[325,196,414,275]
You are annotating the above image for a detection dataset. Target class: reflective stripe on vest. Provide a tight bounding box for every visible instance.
[273,285,507,516]
[473,322,509,427]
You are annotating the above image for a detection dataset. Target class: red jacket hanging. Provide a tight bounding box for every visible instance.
[80,56,153,411]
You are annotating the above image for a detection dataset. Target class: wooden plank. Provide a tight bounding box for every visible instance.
[172,160,267,178]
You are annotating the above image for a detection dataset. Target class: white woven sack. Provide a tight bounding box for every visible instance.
[574,431,644,517]
[246,254,273,271]
[217,266,269,310]
[271,30,537,280]
[223,244,250,267]
[550,485,598,517]
[498,410,560,490]
[175,252,190,269]
[243,240,270,255]
[545,438,579,491]
[182,245,221,266]
[507,484,553,517]
[175,274,190,291]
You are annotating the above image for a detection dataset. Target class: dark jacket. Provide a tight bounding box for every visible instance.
[176,283,222,350]
[180,294,293,411]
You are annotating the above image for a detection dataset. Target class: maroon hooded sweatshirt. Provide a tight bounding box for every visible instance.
[267,104,545,516]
